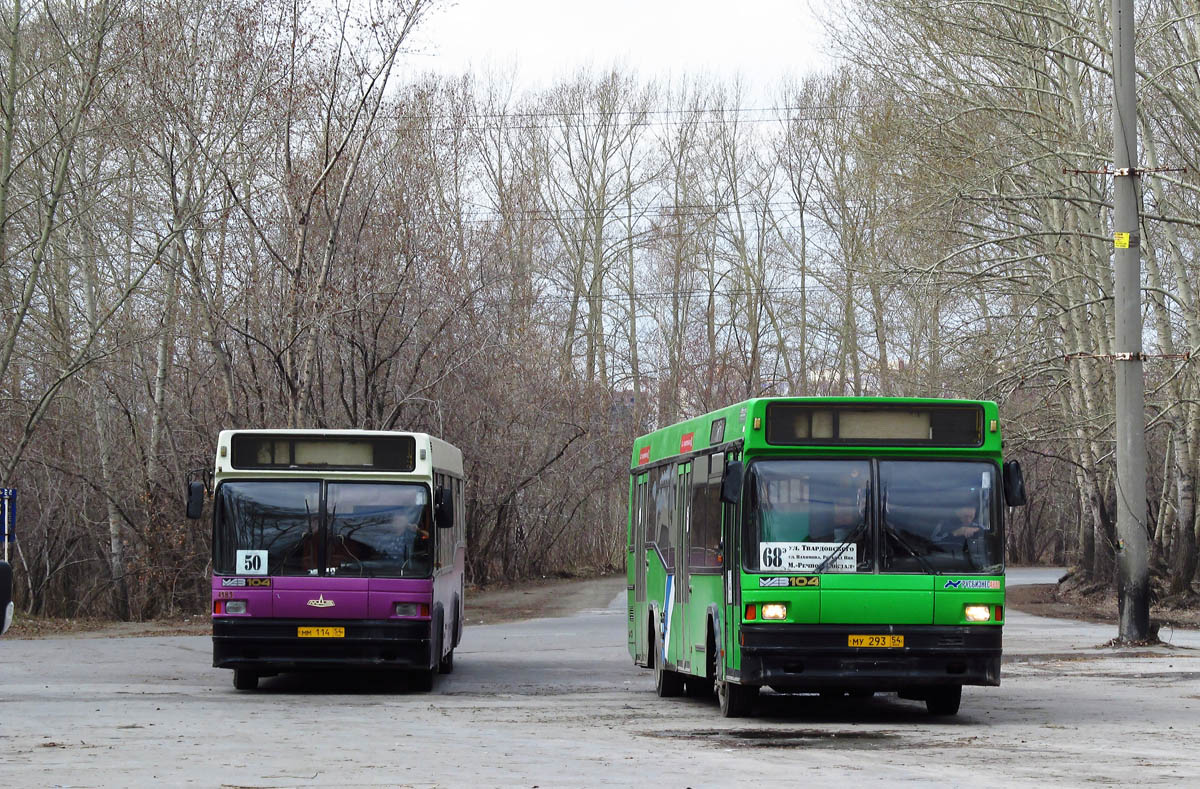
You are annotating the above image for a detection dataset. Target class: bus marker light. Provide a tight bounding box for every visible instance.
[996,605,1004,621]
[964,605,991,622]
[224,600,247,615]
[761,603,787,620]
[213,601,221,614]
[745,604,757,620]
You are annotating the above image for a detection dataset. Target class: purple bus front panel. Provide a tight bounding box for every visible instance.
[211,576,438,673]
[212,576,434,621]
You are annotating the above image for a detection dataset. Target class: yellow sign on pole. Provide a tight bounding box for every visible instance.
[1114,232,1130,249]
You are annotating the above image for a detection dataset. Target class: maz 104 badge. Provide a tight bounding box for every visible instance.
[235,549,268,575]
[759,576,820,588]
[760,542,856,573]
[221,577,271,587]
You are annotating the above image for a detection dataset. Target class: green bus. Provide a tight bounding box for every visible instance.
[626,397,1026,717]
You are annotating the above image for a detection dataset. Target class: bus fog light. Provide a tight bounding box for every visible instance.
[964,604,991,622]
[224,600,247,615]
[761,603,787,620]
[394,603,419,617]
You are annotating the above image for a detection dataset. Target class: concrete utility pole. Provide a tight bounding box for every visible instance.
[1111,0,1151,642]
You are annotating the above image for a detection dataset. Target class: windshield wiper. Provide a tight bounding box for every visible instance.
[813,520,867,574]
[882,522,937,575]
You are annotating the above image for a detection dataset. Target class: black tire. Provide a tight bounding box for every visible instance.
[653,627,685,697]
[233,669,258,691]
[439,647,455,674]
[410,668,435,692]
[717,679,758,718]
[926,685,962,716]
[415,621,444,688]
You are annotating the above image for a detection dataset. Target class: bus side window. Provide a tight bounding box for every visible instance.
[455,477,464,547]
[689,454,722,570]
[648,465,674,571]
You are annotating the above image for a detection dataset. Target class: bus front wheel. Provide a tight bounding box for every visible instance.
[233,669,258,691]
[717,679,758,718]
[925,685,962,716]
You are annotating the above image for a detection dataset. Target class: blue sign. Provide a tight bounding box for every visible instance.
[1,488,14,542]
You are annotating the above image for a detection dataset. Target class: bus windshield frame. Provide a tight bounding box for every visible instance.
[741,457,1002,575]
[213,479,434,579]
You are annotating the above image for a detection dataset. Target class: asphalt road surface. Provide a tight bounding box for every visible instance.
[2,570,1198,787]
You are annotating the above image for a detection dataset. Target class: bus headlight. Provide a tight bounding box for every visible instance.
[394,603,419,617]
[761,603,787,621]
[964,604,991,622]
[224,600,247,615]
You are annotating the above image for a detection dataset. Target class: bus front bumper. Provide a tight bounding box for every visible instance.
[737,624,1002,691]
[212,618,432,673]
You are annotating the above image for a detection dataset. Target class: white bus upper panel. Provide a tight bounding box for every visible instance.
[214,430,463,482]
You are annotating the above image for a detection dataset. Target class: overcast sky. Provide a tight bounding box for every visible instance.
[402,0,833,93]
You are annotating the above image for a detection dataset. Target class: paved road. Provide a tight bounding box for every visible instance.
[1006,565,1068,586]
[2,576,1198,787]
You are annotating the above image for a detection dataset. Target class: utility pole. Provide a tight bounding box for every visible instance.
[1111,0,1150,642]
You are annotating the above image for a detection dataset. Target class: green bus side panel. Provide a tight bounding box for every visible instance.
[644,552,669,656]
[626,548,637,658]
[667,579,685,668]
[682,574,722,677]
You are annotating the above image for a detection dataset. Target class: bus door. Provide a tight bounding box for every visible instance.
[686,451,724,678]
[672,461,691,671]
[630,474,649,664]
[721,450,741,676]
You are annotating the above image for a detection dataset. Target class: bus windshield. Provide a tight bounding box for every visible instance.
[745,459,872,573]
[879,460,1002,574]
[214,480,432,578]
[743,458,1002,574]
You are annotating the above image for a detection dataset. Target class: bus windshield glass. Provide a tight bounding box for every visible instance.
[879,460,1002,574]
[744,459,872,573]
[326,483,431,577]
[213,481,432,578]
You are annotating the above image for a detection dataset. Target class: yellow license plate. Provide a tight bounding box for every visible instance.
[848,634,904,648]
[297,626,344,638]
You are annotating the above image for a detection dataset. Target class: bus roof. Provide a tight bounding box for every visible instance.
[630,397,1002,470]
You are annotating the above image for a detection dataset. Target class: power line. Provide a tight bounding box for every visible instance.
[357,103,877,135]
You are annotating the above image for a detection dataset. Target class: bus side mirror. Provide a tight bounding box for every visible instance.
[720,461,743,505]
[0,560,13,636]
[435,487,454,529]
[186,481,205,520]
[1003,460,1027,507]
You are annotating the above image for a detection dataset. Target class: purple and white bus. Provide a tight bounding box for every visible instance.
[186,430,466,691]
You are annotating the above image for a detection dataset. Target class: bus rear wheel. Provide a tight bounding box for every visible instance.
[233,669,258,691]
[717,679,758,718]
[925,685,962,716]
